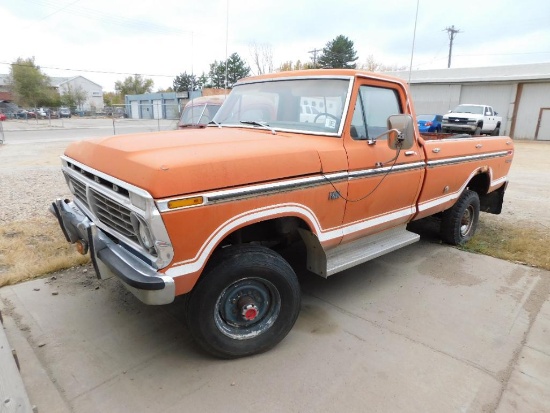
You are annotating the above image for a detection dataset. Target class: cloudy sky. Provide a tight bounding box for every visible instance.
[2,0,549,91]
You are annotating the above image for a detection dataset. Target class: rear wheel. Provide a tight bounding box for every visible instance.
[185,245,301,358]
[440,190,480,245]
[492,126,500,136]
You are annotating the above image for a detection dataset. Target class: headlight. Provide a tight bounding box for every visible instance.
[131,213,155,252]
[138,223,154,249]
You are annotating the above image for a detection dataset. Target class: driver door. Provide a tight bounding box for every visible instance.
[341,82,425,243]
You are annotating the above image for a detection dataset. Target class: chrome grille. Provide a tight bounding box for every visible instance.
[448,117,469,124]
[69,176,89,208]
[89,188,138,243]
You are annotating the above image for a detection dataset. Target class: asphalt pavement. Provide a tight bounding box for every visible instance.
[1,241,549,413]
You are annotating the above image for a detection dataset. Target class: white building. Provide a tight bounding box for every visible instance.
[0,73,104,112]
[50,76,104,112]
[389,62,550,140]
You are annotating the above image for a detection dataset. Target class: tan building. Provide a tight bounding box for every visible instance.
[390,62,550,140]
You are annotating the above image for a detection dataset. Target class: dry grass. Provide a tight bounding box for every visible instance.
[0,212,547,288]
[462,219,550,271]
[0,217,89,287]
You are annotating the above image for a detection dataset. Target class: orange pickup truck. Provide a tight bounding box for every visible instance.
[51,69,514,358]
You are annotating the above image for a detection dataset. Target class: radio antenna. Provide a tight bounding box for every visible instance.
[408,0,420,84]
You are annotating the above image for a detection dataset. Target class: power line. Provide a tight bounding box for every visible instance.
[0,61,176,78]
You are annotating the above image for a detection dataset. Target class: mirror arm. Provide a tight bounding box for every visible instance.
[368,128,402,146]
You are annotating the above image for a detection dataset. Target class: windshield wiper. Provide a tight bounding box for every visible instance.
[208,119,222,128]
[240,120,276,135]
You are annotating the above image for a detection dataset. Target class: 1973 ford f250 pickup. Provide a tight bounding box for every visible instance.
[51,69,514,358]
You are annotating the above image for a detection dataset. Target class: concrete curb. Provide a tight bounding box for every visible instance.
[0,310,34,413]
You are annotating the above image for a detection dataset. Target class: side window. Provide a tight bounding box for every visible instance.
[486,107,493,116]
[350,85,402,140]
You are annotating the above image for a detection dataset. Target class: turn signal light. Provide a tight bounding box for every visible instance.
[167,196,204,209]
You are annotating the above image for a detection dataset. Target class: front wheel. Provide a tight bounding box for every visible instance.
[473,126,482,135]
[185,245,301,358]
[440,189,480,245]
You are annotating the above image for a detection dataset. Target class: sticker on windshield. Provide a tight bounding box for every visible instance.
[325,118,337,129]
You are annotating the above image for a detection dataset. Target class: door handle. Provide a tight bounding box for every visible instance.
[476,144,483,149]
[405,151,417,156]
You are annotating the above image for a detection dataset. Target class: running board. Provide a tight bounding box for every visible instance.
[300,225,420,278]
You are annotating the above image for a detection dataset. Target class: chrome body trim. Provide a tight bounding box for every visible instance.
[426,151,509,167]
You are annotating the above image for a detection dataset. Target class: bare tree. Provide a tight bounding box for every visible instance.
[60,84,87,110]
[278,60,315,72]
[249,42,274,75]
[361,55,407,72]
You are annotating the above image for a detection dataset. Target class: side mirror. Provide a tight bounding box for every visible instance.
[387,114,415,150]
[494,111,498,115]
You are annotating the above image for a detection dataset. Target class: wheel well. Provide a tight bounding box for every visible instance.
[207,216,312,276]
[215,216,310,253]
[467,171,505,213]
[467,172,490,196]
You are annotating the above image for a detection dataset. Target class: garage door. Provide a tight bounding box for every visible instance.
[515,83,550,139]
[460,83,515,135]
[153,100,162,119]
[131,101,139,119]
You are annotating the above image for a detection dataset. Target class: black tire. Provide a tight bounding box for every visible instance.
[185,245,301,358]
[440,189,480,245]
[473,126,482,135]
[492,126,500,136]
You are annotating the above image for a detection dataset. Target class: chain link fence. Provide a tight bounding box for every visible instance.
[0,103,186,136]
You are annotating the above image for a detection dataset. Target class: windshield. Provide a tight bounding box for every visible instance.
[453,105,484,115]
[180,103,221,125]
[213,78,351,135]
[417,114,435,121]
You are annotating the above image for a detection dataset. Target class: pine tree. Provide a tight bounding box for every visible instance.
[318,35,358,69]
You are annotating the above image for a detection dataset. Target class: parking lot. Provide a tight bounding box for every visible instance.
[0,120,549,412]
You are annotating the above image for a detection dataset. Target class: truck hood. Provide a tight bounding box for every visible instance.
[64,127,325,198]
[444,113,480,119]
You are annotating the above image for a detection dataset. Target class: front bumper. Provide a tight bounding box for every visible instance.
[442,122,476,133]
[50,198,175,305]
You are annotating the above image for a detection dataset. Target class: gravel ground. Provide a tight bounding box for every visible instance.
[0,167,69,223]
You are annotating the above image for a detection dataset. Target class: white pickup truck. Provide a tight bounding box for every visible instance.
[441,104,502,136]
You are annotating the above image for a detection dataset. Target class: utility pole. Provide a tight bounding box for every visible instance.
[445,25,461,68]
[308,48,322,68]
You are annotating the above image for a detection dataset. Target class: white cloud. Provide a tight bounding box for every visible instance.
[1,0,549,91]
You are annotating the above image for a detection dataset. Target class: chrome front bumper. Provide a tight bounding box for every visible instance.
[50,198,175,305]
